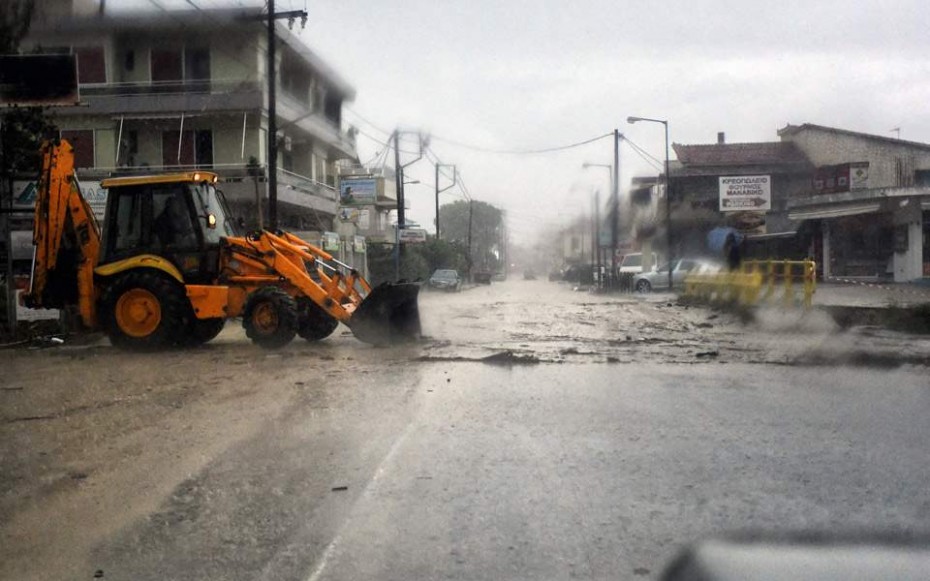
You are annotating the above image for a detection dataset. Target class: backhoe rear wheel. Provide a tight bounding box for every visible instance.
[297,298,339,342]
[100,270,189,350]
[243,287,298,349]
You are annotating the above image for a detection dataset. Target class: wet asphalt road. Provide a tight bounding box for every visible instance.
[5,279,930,580]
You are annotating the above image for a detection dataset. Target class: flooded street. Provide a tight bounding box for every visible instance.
[2,279,929,580]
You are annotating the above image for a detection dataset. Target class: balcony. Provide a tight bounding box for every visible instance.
[76,163,338,216]
[61,80,264,117]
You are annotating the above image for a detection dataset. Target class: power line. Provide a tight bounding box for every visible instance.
[344,107,391,137]
[430,131,613,155]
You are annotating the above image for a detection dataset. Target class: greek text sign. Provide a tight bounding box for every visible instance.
[719,175,771,212]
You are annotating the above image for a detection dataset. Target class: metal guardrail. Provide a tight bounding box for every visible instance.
[684,259,817,309]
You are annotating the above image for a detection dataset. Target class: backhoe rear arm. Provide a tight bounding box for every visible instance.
[22,140,101,328]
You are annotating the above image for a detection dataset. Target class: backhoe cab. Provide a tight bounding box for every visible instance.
[23,139,421,349]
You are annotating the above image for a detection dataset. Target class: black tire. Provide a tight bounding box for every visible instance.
[180,317,225,347]
[297,298,339,342]
[99,270,190,351]
[243,286,298,349]
[635,279,652,293]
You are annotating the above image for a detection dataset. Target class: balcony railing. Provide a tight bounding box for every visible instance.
[80,79,262,97]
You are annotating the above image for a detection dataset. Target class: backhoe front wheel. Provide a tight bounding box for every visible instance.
[243,287,298,349]
[100,271,189,350]
[297,298,339,342]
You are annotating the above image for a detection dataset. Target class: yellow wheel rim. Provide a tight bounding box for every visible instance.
[252,302,279,335]
[115,288,162,338]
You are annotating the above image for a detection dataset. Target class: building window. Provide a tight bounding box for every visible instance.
[162,130,213,168]
[184,47,210,82]
[151,49,183,82]
[60,130,95,168]
[194,130,213,167]
[117,130,138,167]
[74,46,106,84]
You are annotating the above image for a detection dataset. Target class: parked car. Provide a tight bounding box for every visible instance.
[561,264,595,285]
[523,268,537,280]
[618,252,658,275]
[633,258,721,292]
[428,269,462,291]
[473,270,492,285]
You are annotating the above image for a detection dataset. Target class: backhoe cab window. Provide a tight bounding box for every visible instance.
[152,188,197,248]
[191,183,234,243]
[113,190,142,251]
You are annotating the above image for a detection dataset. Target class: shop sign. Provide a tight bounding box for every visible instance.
[322,231,341,252]
[338,178,377,206]
[398,228,427,243]
[353,235,366,253]
[719,175,771,211]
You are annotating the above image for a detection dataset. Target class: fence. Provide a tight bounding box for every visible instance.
[684,259,817,309]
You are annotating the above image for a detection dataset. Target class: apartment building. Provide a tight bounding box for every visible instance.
[22,0,358,235]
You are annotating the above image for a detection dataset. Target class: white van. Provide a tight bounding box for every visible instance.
[618,252,657,274]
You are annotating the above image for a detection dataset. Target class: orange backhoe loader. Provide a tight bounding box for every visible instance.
[21,139,420,349]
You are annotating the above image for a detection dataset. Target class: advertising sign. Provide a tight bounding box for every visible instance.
[353,235,366,253]
[849,162,870,190]
[398,228,427,244]
[338,207,360,223]
[15,179,107,221]
[322,231,341,252]
[339,178,377,206]
[719,175,771,212]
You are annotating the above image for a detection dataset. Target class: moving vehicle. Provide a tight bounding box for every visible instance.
[21,139,421,349]
[428,269,462,292]
[618,252,658,274]
[633,258,720,292]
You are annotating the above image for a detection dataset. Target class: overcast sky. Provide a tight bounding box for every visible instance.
[121,0,930,244]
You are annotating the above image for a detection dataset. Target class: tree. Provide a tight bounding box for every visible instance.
[1,0,57,336]
[438,200,504,272]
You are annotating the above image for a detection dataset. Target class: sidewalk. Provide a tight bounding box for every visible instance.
[814,281,930,308]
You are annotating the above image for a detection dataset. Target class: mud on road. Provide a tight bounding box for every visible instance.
[2,278,928,579]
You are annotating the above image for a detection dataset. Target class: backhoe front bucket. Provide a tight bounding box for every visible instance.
[348,282,422,345]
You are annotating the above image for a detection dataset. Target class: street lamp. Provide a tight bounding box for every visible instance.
[627,116,672,290]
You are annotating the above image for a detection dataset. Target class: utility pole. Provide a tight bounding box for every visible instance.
[594,189,601,288]
[434,163,456,240]
[611,128,620,288]
[467,200,474,280]
[392,130,424,280]
[262,1,308,231]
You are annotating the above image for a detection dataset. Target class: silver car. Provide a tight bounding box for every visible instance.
[633,258,721,293]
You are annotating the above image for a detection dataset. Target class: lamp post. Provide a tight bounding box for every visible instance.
[627,116,671,290]
[582,163,612,288]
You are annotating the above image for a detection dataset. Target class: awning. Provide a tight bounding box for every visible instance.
[745,231,798,241]
[789,202,881,221]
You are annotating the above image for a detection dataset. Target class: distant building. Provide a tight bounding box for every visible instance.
[22,0,358,239]
[781,123,930,282]
[631,125,930,282]
[669,132,815,257]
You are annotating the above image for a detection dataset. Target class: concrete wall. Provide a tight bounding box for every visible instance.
[891,199,924,282]
[782,129,930,189]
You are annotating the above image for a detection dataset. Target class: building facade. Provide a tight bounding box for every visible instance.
[22,1,358,238]
[782,124,930,282]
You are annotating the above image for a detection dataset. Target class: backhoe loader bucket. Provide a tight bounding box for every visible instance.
[348,282,422,345]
